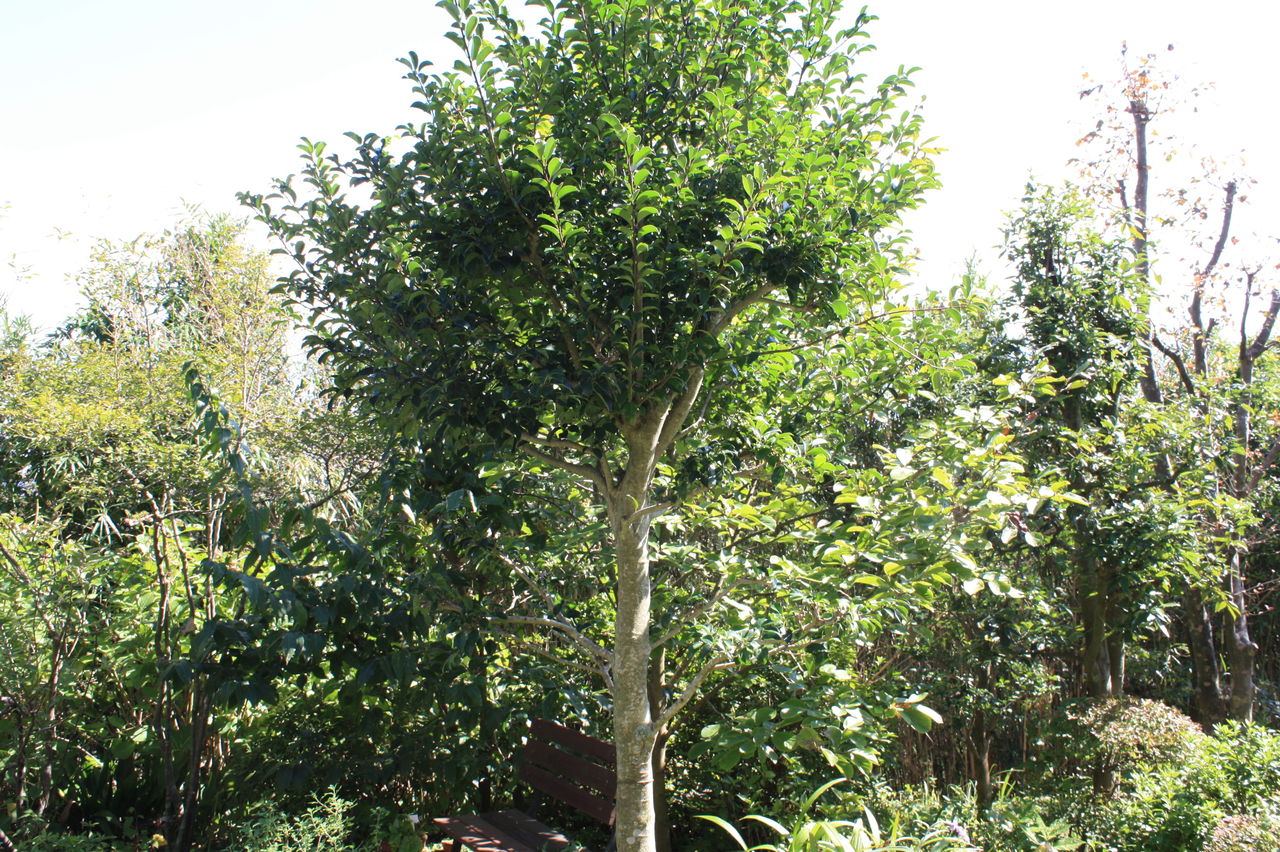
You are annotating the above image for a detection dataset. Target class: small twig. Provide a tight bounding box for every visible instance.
[496,554,558,613]
[501,637,611,683]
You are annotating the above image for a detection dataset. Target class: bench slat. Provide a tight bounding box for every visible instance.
[484,810,574,851]
[434,815,536,852]
[518,762,615,824]
[530,718,617,764]
[433,720,615,851]
[524,738,617,798]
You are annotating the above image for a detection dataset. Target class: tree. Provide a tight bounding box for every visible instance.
[0,217,372,849]
[1002,184,1148,701]
[244,0,940,846]
[1077,52,1280,723]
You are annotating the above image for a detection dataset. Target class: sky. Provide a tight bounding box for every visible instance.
[2,0,1278,332]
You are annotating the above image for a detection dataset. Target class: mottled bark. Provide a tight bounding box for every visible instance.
[608,420,662,852]
[971,664,994,812]
[1080,579,1112,700]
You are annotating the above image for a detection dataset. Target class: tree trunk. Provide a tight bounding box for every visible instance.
[1183,586,1226,725]
[1106,629,1126,697]
[14,723,29,812]
[35,630,68,818]
[970,708,992,812]
[650,732,672,852]
[1225,550,1256,721]
[1080,567,1112,699]
[174,690,214,852]
[609,425,660,852]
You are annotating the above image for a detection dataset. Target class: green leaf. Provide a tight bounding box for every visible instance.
[696,816,750,851]
[897,704,942,733]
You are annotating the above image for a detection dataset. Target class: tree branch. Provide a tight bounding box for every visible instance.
[496,554,559,614]
[1150,336,1198,396]
[494,614,614,662]
[501,638,612,684]
[708,282,780,337]
[655,653,730,730]
[1201,181,1237,282]
[518,443,606,491]
[0,533,57,636]
[1247,435,1280,493]
[1246,286,1280,363]
[521,432,597,455]
[654,367,705,461]
[650,577,762,651]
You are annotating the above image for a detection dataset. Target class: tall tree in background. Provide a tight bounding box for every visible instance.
[1078,50,1280,723]
[1003,185,1147,701]
[245,0,940,846]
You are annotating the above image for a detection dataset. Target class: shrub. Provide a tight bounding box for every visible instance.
[19,835,128,852]
[1188,721,1280,817]
[1075,698,1203,775]
[1067,718,1280,852]
[1204,814,1280,852]
[701,781,977,852]
[219,789,354,852]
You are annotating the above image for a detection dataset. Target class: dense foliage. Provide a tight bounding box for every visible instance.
[0,7,1277,852]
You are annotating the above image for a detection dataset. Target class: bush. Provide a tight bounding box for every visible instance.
[1204,814,1280,852]
[1069,719,1280,852]
[19,835,128,852]
[1188,721,1280,817]
[218,790,354,852]
[1073,698,1202,776]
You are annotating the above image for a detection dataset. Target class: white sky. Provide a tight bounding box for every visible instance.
[2,0,1277,332]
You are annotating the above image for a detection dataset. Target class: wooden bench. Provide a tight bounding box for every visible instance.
[434,719,617,852]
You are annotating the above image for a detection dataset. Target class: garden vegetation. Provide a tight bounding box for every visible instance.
[1,1,1278,850]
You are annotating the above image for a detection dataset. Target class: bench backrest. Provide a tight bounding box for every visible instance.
[519,719,617,826]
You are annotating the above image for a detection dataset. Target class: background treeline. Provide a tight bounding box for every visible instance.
[2,7,1279,852]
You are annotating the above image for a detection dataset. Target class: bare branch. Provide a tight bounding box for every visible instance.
[712,303,966,367]
[501,638,611,683]
[655,612,840,729]
[760,297,816,314]
[1150,336,1198,396]
[496,554,558,613]
[655,367,705,460]
[1246,286,1280,363]
[675,390,714,443]
[708,283,779,337]
[521,432,596,455]
[1129,98,1151,283]
[1201,181,1238,282]
[1247,436,1280,493]
[725,507,829,551]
